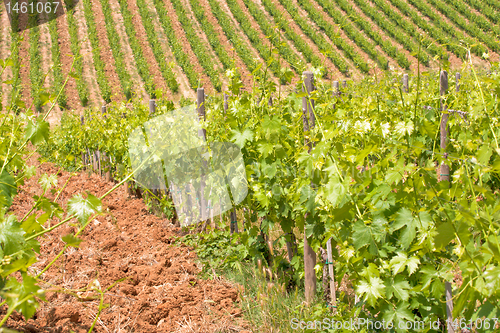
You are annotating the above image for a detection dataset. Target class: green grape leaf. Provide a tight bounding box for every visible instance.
[230,128,253,148]
[434,222,455,250]
[356,276,386,307]
[390,252,420,275]
[62,234,83,248]
[2,273,43,320]
[24,118,49,145]
[0,214,25,256]
[67,193,102,225]
[0,170,17,209]
[382,302,414,332]
[386,276,410,301]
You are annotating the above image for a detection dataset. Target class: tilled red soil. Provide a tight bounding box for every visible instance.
[2,156,250,332]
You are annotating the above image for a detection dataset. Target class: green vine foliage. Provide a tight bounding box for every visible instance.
[45,58,500,331]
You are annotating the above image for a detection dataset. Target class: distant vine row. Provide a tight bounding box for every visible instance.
[28,1,43,111]
[329,0,410,69]
[205,0,258,74]
[135,0,179,93]
[425,0,500,52]
[287,0,371,72]
[386,0,466,59]
[116,0,156,97]
[64,0,90,106]
[48,12,68,108]
[240,0,303,73]
[260,0,327,73]
[277,0,354,73]
[188,0,233,71]
[350,0,429,66]
[369,0,447,60]
[100,0,133,100]
[81,0,112,102]
[404,0,487,56]
[169,0,222,91]
[467,0,500,24]
[445,0,500,34]
[225,0,282,78]
[152,0,199,89]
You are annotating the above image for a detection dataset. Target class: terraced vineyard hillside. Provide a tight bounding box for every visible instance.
[0,0,498,111]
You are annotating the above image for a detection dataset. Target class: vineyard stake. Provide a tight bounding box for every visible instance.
[80,116,86,170]
[440,70,454,333]
[302,71,316,304]
[326,238,337,311]
[403,74,409,93]
[440,70,450,183]
[149,99,156,114]
[197,88,209,228]
[455,72,460,93]
[222,93,239,233]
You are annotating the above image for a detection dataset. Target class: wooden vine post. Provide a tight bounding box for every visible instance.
[302,71,316,304]
[439,70,454,333]
[326,238,337,308]
[196,88,206,226]
[101,104,112,182]
[455,72,461,92]
[403,74,409,93]
[80,116,86,170]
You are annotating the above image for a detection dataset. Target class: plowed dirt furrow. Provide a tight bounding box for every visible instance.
[72,1,101,108]
[107,0,148,101]
[88,0,125,103]
[2,155,249,332]
[0,8,12,110]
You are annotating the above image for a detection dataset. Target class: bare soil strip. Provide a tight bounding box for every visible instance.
[143,0,195,100]
[2,156,250,332]
[54,4,82,112]
[0,8,12,110]
[124,0,170,98]
[107,0,149,101]
[71,1,102,108]
[88,0,125,103]
[160,0,214,93]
